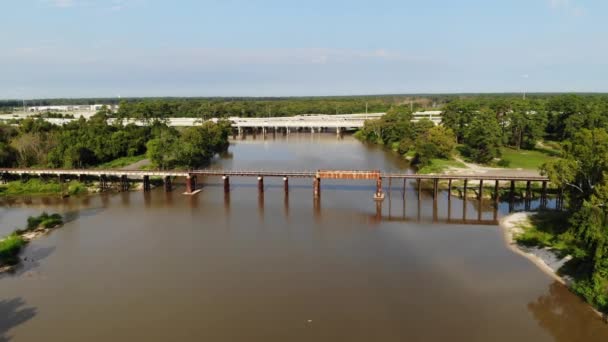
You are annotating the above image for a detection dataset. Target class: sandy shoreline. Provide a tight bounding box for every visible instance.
[499,212,572,286]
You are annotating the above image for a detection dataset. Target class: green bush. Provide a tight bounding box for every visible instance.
[26,212,63,230]
[497,159,510,167]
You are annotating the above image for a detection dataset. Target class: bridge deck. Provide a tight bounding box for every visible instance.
[0,168,549,181]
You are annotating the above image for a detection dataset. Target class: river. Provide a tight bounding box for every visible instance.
[1,134,607,341]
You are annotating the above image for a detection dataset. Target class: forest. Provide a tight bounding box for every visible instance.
[0,112,231,170]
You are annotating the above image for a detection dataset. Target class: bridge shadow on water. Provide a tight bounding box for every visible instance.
[0,298,37,342]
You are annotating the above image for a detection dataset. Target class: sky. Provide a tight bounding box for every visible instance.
[1,0,607,98]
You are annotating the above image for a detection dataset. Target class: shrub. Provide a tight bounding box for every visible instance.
[26,212,63,230]
[0,234,26,265]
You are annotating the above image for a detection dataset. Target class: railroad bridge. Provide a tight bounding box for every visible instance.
[0,168,556,209]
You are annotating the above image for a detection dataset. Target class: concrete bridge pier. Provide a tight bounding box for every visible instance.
[336,127,342,137]
[223,176,229,192]
[374,177,384,201]
[313,177,321,198]
[143,175,151,192]
[257,176,264,193]
[185,174,197,194]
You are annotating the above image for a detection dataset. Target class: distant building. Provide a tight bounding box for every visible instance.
[27,104,119,112]
[411,111,442,125]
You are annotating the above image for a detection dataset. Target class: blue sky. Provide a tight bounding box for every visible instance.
[1,0,607,98]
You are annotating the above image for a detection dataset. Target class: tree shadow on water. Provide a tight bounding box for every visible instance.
[528,281,608,342]
[0,245,56,280]
[0,298,37,342]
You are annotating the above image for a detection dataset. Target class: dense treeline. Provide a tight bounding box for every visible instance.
[0,112,230,169]
[359,94,608,166]
[541,129,608,312]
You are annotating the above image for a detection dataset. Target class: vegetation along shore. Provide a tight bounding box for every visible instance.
[0,212,63,273]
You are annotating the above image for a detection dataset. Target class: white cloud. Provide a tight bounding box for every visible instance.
[41,0,144,11]
[546,0,585,16]
[45,0,75,7]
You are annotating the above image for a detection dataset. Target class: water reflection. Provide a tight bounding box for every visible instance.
[528,282,608,341]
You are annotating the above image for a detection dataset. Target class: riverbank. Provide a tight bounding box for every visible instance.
[500,212,607,320]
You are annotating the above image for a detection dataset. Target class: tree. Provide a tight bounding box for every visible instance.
[413,126,457,166]
[462,110,502,163]
[542,128,608,209]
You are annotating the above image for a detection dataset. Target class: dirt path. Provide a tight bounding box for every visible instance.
[446,157,542,178]
[120,159,151,170]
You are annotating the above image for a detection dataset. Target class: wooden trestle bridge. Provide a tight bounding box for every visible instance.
[0,168,557,209]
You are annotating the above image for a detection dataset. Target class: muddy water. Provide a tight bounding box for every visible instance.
[1,134,607,341]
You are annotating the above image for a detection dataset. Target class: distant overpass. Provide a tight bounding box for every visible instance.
[0,111,443,130]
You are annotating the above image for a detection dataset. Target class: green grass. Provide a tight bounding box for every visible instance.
[0,179,87,197]
[0,233,26,266]
[499,147,558,170]
[417,158,467,174]
[96,154,147,169]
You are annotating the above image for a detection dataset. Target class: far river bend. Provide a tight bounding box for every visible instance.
[1,133,607,341]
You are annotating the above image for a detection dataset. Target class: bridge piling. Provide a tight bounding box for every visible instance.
[223,176,229,192]
[448,179,452,201]
[494,180,500,207]
[374,177,384,201]
[478,179,483,200]
[143,176,151,192]
[541,181,548,209]
[313,177,321,198]
[258,176,264,193]
[525,181,532,210]
[164,176,172,192]
[185,175,194,194]
[121,175,129,192]
[283,177,289,193]
[433,178,438,199]
[463,179,468,199]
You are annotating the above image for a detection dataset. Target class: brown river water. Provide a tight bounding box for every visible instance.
[1,134,608,341]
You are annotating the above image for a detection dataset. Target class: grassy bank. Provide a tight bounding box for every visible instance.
[514,212,608,314]
[96,154,147,169]
[499,147,558,170]
[0,179,88,197]
[417,158,467,174]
